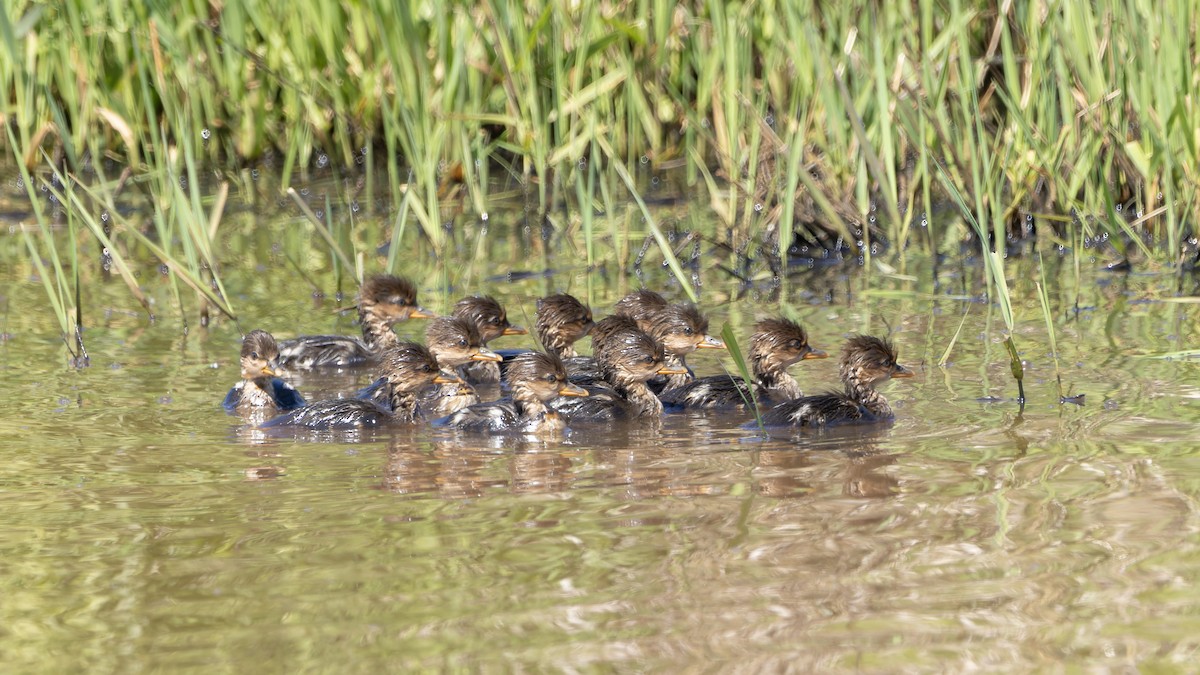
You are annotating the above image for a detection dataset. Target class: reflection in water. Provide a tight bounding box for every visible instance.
[7,225,1200,670]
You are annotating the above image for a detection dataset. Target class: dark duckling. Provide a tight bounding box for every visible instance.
[613,289,669,325]
[276,275,434,369]
[355,316,502,415]
[640,303,726,392]
[223,329,306,412]
[535,293,595,358]
[759,335,913,428]
[262,341,458,430]
[660,318,826,409]
[439,351,588,434]
[551,315,687,420]
[453,295,527,384]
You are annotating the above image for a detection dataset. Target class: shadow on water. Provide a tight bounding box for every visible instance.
[3,171,1200,670]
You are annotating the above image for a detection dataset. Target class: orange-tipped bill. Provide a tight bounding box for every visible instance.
[408,306,437,320]
[502,324,528,336]
[891,363,914,378]
[259,366,278,377]
[433,369,465,384]
[557,382,589,397]
[697,334,726,350]
[471,348,503,362]
[803,347,828,360]
[656,364,690,376]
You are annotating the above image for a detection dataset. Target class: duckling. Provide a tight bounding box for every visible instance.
[223,329,306,412]
[453,295,527,384]
[759,334,913,428]
[551,315,687,420]
[276,275,434,369]
[639,303,726,392]
[262,341,458,429]
[439,351,588,434]
[496,293,595,368]
[613,289,669,325]
[535,293,594,358]
[356,316,502,415]
[660,318,826,409]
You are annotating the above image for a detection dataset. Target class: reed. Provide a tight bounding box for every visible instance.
[3,0,1200,348]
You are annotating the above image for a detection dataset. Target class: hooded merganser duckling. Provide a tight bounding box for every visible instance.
[660,318,826,409]
[276,275,434,369]
[439,351,588,434]
[262,341,459,429]
[613,289,669,323]
[551,315,688,420]
[640,303,726,391]
[452,295,527,384]
[356,316,503,415]
[759,335,912,428]
[497,293,595,368]
[223,329,306,412]
[536,293,594,358]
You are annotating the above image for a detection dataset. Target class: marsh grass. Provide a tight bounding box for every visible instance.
[4,0,1200,380]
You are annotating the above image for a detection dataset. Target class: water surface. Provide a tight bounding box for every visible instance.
[3,184,1200,671]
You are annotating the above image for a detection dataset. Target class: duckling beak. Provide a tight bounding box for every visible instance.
[891,364,914,378]
[433,369,464,384]
[408,306,437,320]
[696,334,726,350]
[802,347,828,360]
[470,347,503,362]
[557,382,589,397]
[656,364,690,376]
[502,324,527,336]
[260,366,278,377]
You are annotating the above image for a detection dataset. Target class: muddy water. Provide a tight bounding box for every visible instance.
[3,207,1200,671]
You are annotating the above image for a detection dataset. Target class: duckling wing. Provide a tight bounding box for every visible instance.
[563,356,604,384]
[269,378,307,410]
[261,398,390,429]
[276,335,374,368]
[659,375,751,409]
[353,377,391,410]
[457,360,502,385]
[759,391,863,427]
[222,382,245,412]
[438,400,521,432]
[548,384,632,421]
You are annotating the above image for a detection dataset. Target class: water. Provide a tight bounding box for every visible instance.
[4,188,1200,671]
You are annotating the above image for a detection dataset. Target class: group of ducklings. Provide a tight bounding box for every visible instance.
[225,274,913,435]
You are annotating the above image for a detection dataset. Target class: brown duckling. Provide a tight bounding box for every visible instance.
[439,351,588,434]
[453,295,527,384]
[535,293,594,358]
[263,341,459,429]
[758,335,912,428]
[223,329,306,412]
[639,303,726,391]
[613,289,669,325]
[355,317,501,415]
[276,275,434,369]
[423,317,502,415]
[551,315,687,420]
[660,318,826,409]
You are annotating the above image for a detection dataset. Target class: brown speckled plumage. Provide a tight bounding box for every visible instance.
[760,334,912,428]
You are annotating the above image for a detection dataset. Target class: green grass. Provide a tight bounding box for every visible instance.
[3,0,1200,391]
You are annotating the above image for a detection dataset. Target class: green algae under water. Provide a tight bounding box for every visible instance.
[3,182,1200,671]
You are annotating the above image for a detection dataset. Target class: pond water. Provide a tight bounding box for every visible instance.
[3,179,1200,671]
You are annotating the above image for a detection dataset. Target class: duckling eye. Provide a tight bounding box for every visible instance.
[683,327,694,336]
[457,338,467,347]
[421,364,433,373]
[643,355,655,364]
[250,351,260,360]
[543,374,557,383]
[789,340,803,350]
